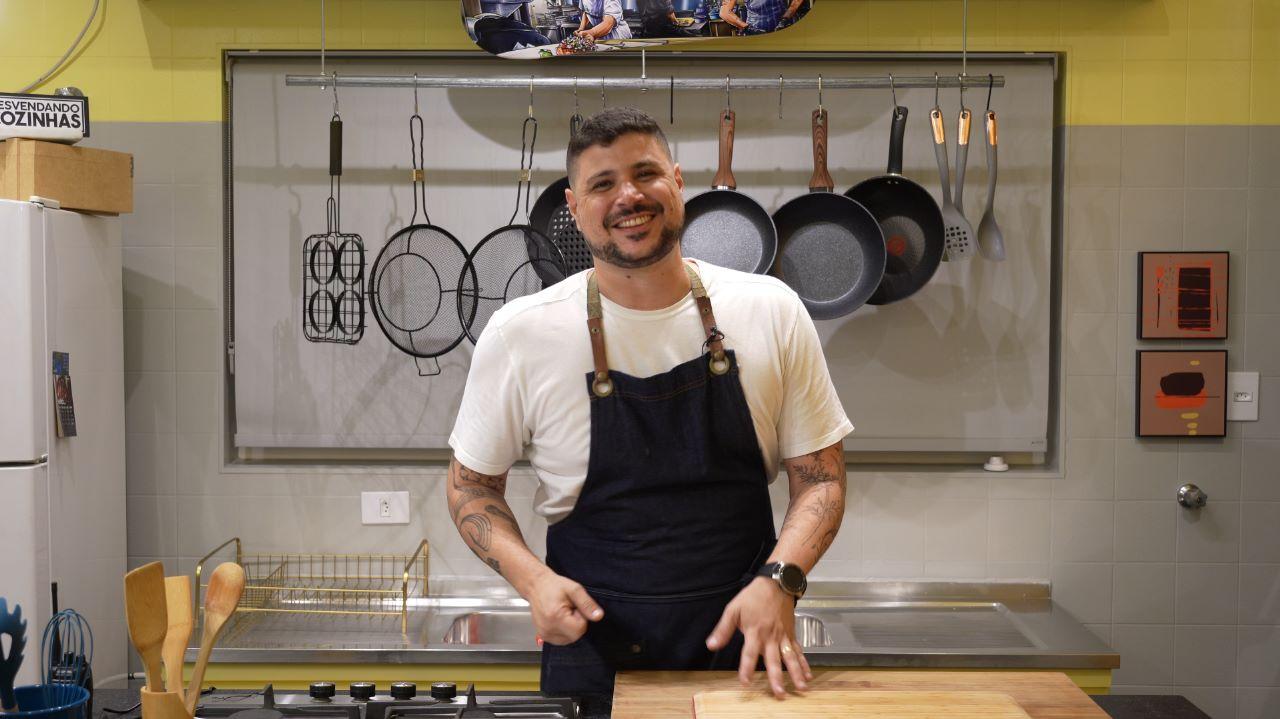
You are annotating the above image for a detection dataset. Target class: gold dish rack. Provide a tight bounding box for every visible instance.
[196,537,430,634]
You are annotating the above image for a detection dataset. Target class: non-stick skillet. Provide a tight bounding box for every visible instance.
[771,107,886,320]
[845,105,945,304]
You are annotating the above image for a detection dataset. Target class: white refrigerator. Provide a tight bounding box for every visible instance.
[0,198,127,684]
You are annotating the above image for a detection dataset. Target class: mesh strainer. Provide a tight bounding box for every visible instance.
[459,102,567,344]
[368,94,472,376]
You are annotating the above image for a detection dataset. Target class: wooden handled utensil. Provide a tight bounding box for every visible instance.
[162,576,193,697]
[124,562,168,692]
[185,562,245,715]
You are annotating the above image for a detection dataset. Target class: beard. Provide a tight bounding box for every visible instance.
[584,201,683,270]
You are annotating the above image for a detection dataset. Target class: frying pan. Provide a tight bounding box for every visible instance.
[682,108,777,273]
[771,108,886,320]
[529,112,594,273]
[845,105,945,304]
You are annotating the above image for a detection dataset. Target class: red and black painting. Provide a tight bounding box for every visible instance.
[1138,251,1229,339]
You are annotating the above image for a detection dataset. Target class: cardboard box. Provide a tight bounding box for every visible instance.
[0,138,132,214]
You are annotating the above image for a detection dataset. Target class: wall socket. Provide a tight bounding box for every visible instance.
[361,491,410,525]
[1228,371,1260,422]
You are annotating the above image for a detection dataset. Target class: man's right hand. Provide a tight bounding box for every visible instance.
[527,570,605,645]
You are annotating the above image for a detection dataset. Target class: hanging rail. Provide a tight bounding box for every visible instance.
[285,74,1003,92]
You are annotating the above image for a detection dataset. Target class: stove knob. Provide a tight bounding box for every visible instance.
[429,682,457,701]
[389,682,416,700]
[349,682,376,701]
[309,682,336,701]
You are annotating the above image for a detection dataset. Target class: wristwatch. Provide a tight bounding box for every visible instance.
[756,562,807,600]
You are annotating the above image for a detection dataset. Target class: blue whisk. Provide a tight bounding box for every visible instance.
[41,609,93,709]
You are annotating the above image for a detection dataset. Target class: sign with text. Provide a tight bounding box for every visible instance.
[0,93,89,143]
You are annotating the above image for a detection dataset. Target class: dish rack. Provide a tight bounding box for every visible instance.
[195,538,430,634]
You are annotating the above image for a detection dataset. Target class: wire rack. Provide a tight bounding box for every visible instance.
[196,537,429,634]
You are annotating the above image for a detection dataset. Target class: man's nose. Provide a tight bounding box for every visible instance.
[615,178,645,203]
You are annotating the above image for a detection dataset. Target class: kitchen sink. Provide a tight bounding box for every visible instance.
[434,610,833,648]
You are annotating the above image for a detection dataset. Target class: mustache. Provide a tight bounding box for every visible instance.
[605,202,663,227]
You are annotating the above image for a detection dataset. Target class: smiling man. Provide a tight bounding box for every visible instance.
[447,107,852,707]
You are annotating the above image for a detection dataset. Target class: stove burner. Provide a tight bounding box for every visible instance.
[195,684,576,719]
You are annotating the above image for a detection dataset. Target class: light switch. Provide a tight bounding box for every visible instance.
[1228,371,1259,421]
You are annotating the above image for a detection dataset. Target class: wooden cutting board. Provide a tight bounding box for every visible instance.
[612,670,1109,719]
[693,689,1033,718]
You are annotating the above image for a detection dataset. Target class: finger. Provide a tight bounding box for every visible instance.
[796,640,813,680]
[763,640,786,698]
[779,638,808,692]
[566,583,604,621]
[705,603,739,650]
[738,635,760,687]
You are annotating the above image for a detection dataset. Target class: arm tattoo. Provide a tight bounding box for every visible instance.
[485,503,520,530]
[460,513,493,552]
[780,444,847,552]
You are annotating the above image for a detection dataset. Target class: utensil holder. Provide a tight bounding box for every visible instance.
[140,689,192,719]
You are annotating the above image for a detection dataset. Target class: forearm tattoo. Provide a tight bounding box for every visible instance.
[448,458,516,575]
[780,445,846,553]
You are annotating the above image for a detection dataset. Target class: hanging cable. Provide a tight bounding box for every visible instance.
[12,0,101,93]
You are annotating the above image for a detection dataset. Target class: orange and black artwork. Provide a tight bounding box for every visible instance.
[1135,349,1227,438]
[1137,251,1229,340]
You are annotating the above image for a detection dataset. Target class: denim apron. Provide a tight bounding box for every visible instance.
[540,262,777,698]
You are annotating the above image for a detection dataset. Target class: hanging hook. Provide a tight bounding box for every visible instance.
[528,75,535,119]
[889,73,896,108]
[934,72,940,107]
[986,73,995,111]
[725,75,731,109]
[413,72,420,115]
[669,75,675,124]
[817,74,823,110]
[778,74,784,120]
[958,73,967,108]
[601,76,607,108]
[331,71,340,116]
[573,76,580,114]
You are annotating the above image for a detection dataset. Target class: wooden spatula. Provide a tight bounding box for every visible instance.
[123,562,167,691]
[162,576,193,697]
[185,562,245,715]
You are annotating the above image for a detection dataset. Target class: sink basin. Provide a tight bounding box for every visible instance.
[436,610,832,648]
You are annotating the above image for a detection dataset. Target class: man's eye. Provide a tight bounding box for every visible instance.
[593,181,612,191]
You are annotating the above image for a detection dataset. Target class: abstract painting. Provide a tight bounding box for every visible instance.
[1136,350,1227,438]
[1138,251,1229,339]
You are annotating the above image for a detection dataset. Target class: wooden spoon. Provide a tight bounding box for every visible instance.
[123,561,167,691]
[162,576,193,697]
[185,562,245,715]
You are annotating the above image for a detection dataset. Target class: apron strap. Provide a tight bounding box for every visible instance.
[586,262,729,398]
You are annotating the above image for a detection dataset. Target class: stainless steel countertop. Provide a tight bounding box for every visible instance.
[190,580,1120,670]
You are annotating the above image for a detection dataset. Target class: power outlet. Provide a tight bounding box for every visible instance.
[361,491,410,525]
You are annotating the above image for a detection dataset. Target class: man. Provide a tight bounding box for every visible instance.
[636,0,696,37]
[574,0,633,40]
[719,0,805,34]
[448,107,851,704]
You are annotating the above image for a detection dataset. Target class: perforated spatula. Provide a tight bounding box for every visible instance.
[124,562,167,692]
[0,598,27,711]
[931,106,975,261]
[185,562,245,715]
[162,576,193,697]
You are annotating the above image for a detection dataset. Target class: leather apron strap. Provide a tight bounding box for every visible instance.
[587,262,728,398]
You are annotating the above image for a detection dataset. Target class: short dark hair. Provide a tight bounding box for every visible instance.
[566,106,672,183]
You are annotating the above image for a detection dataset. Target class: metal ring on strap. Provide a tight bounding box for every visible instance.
[709,352,730,375]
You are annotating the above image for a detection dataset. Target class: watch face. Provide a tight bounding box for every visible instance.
[778,564,805,593]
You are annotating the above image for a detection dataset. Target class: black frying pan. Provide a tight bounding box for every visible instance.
[682,108,777,274]
[529,112,594,273]
[845,105,945,305]
[771,108,886,320]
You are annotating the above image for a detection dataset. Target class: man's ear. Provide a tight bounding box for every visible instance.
[565,186,577,218]
[673,162,684,192]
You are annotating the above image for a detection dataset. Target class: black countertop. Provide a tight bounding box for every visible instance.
[91,686,1213,719]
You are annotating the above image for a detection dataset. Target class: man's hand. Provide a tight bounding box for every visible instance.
[705,577,812,698]
[527,569,605,646]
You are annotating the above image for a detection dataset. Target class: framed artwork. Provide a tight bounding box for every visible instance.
[1137,251,1229,339]
[1135,349,1227,438]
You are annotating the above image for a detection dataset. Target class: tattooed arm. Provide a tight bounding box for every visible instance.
[705,440,845,698]
[447,456,603,644]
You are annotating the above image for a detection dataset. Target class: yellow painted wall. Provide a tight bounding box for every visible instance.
[0,0,1276,124]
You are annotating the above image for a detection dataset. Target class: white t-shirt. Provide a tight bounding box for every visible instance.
[448,260,854,523]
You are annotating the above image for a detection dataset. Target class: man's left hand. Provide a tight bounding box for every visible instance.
[705,577,812,697]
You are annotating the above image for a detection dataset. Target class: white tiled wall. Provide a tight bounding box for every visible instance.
[101,123,1280,719]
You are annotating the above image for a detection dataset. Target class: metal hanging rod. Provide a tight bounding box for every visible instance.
[285,74,1003,92]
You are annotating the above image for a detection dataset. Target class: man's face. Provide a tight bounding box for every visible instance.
[566,132,685,270]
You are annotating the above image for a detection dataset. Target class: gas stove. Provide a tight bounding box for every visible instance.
[195,683,577,719]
